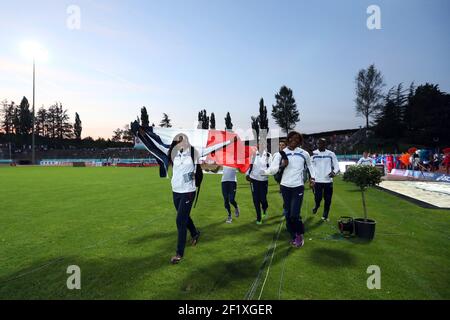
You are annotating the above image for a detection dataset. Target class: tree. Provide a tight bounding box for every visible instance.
[1,100,14,135]
[403,82,415,132]
[272,86,300,134]
[197,111,203,129]
[251,116,260,143]
[355,64,385,129]
[343,165,382,221]
[210,112,216,129]
[74,112,82,140]
[374,83,406,139]
[407,83,450,145]
[35,107,47,137]
[17,96,32,136]
[112,128,123,142]
[224,112,233,131]
[258,98,269,141]
[141,106,150,128]
[160,113,172,128]
[122,124,134,143]
[197,109,209,129]
[56,103,72,140]
[46,103,58,139]
[11,102,19,135]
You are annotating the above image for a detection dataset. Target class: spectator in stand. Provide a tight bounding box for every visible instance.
[443,152,450,174]
[433,152,442,172]
[357,152,374,166]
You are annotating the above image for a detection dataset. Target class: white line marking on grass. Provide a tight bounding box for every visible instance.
[244,216,284,300]
[258,218,284,300]
[0,257,65,285]
[278,247,291,300]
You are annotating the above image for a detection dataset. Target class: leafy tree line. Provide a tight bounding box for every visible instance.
[192,85,301,143]
[0,97,135,150]
[374,82,450,146]
[0,97,84,147]
[355,64,450,146]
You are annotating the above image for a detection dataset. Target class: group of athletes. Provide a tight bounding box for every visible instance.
[166,131,372,264]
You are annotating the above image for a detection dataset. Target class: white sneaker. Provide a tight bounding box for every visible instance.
[226,216,232,223]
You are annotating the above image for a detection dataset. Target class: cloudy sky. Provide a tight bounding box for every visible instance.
[1,0,449,138]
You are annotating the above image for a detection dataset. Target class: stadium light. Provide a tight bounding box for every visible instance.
[20,41,49,62]
[20,41,48,165]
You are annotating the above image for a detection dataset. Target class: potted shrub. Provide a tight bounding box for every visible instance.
[343,165,383,240]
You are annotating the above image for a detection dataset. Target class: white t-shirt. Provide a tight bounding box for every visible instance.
[312,149,340,183]
[222,166,237,182]
[171,149,197,193]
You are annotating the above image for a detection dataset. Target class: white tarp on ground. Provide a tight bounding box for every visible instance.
[379,181,450,209]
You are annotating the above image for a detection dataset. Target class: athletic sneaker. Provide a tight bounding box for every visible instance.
[256,220,262,225]
[191,231,201,246]
[226,216,232,223]
[235,207,240,218]
[170,255,182,264]
[312,207,318,214]
[293,234,305,248]
[262,211,268,220]
[321,217,329,222]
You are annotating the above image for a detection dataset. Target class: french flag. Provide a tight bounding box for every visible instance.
[131,121,254,177]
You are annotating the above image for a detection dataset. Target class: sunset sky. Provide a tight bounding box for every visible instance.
[1,0,449,139]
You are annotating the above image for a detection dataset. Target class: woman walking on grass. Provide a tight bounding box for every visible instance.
[168,133,202,264]
[263,131,316,248]
[222,166,240,223]
[246,144,272,225]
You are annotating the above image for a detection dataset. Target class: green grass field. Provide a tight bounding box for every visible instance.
[0,166,449,300]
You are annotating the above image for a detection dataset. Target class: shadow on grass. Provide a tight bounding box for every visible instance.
[304,216,325,232]
[309,247,357,267]
[176,255,261,299]
[177,239,294,299]
[0,243,175,299]
[127,215,286,248]
[325,232,373,245]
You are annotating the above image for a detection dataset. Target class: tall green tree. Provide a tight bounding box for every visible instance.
[271,86,300,134]
[112,128,123,142]
[251,116,260,143]
[258,98,269,141]
[197,109,209,129]
[35,107,47,137]
[224,112,233,131]
[18,96,32,136]
[403,82,415,132]
[1,100,14,135]
[210,112,216,129]
[355,64,385,129]
[160,113,172,128]
[374,86,404,139]
[74,112,82,140]
[46,103,58,139]
[122,124,134,143]
[141,106,150,128]
[407,83,450,145]
[56,103,72,140]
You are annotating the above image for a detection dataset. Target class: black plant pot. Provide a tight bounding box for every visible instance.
[354,218,376,240]
[338,217,354,237]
